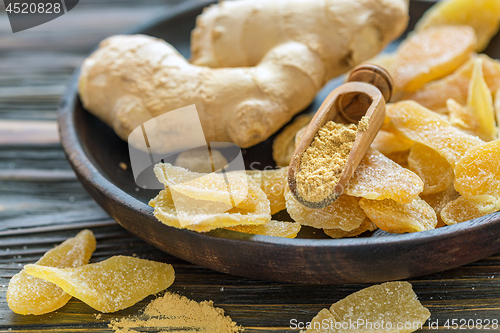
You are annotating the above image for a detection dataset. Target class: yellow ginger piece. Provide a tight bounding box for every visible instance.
[359,197,437,234]
[387,101,484,167]
[447,98,481,136]
[151,187,270,233]
[466,58,498,141]
[409,54,500,112]
[455,139,500,212]
[272,114,313,167]
[345,148,424,204]
[384,150,411,169]
[155,163,248,208]
[392,25,476,92]
[421,185,461,227]
[408,143,454,195]
[24,256,175,313]
[323,219,377,239]
[306,282,430,333]
[441,196,494,225]
[7,229,96,315]
[371,129,414,155]
[246,167,287,214]
[446,59,498,141]
[415,0,500,51]
[285,186,365,231]
[226,220,301,238]
[152,163,270,232]
[80,0,408,148]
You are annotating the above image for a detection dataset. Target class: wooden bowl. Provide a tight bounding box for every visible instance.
[58,0,500,284]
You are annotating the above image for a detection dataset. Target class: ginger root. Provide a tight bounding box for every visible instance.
[79,0,408,148]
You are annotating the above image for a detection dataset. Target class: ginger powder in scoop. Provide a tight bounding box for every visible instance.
[296,117,368,203]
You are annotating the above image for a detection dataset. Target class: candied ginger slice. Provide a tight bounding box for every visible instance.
[441,196,494,225]
[408,143,454,195]
[154,163,248,208]
[359,197,437,234]
[421,185,461,227]
[285,186,365,231]
[393,26,476,92]
[272,114,312,167]
[415,0,500,51]
[323,219,377,239]
[467,58,498,141]
[371,130,414,155]
[409,54,500,112]
[226,220,301,238]
[455,139,500,211]
[447,98,481,135]
[306,282,430,333]
[24,256,175,313]
[346,148,423,204]
[7,229,96,315]
[387,101,484,166]
[246,168,287,214]
[151,187,270,232]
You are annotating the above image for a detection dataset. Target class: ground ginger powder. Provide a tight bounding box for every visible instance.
[109,292,242,333]
[296,117,368,203]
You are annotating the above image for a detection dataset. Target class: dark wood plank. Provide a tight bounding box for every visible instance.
[0,120,58,146]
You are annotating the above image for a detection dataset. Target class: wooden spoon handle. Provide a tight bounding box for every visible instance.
[348,64,393,102]
[287,64,391,209]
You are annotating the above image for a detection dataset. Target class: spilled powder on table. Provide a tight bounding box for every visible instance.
[109,292,242,333]
[296,117,368,203]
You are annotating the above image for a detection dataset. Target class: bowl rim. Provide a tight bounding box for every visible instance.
[57,0,500,253]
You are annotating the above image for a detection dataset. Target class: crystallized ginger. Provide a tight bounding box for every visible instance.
[7,229,96,315]
[24,256,175,313]
[306,282,430,333]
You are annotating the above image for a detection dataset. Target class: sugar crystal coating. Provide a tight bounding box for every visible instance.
[455,139,500,212]
[409,54,500,112]
[346,148,424,204]
[285,186,365,231]
[416,0,500,51]
[372,129,414,155]
[421,185,461,227]
[226,220,301,238]
[359,197,437,234]
[408,143,454,195]
[392,25,476,92]
[387,101,483,167]
[441,196,492,225]
[323,219,377,239]
[7,229,96,315]
[152,163,271,232]
[24,256,175,313]
[306,281,430,333]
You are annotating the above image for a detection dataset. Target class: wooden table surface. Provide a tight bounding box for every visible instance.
[1,1,500,332]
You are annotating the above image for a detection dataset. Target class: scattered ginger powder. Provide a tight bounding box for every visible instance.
[109,292,242,333]
[296,117,368,203]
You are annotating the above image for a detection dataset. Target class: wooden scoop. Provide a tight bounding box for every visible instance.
[287,64,393,209]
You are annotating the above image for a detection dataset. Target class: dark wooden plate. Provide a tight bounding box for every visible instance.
[58,0,500,284]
